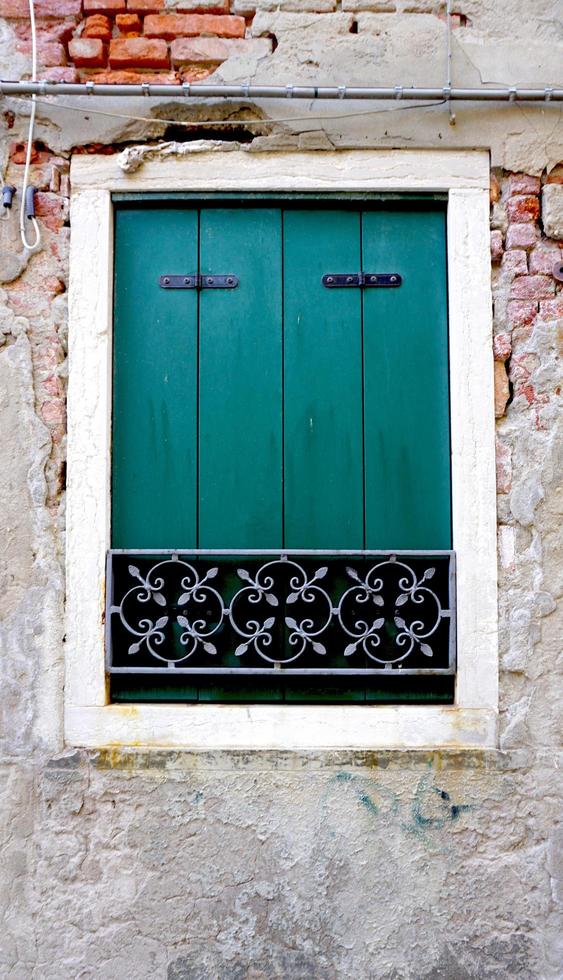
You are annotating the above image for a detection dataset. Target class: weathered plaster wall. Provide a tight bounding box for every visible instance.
[0,0,562,976]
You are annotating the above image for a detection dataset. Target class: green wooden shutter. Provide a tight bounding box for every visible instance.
[111,200,452,704]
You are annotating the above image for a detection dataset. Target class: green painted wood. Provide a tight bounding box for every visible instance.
[112,208,198,548]
[198,209,283,548]
[362,208,451,549]
[283,210,364,548]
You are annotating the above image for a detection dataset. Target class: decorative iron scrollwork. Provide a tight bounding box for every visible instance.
[107,551,455,675]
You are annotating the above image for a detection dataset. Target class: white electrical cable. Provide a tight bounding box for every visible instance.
[19,0,41,250]
[9,94,448,131]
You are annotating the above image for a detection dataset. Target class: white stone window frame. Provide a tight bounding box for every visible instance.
[66,148,498,750]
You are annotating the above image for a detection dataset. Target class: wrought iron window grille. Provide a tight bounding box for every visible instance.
[106,551,456,677]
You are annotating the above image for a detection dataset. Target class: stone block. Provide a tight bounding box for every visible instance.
[168,0,232,10]
[508,173,541,196]
[510,275,555,300]
[506,224,539,250]
[506,195,540,224]
[528,244,562,275]
[255,0,337,9]
[251,10,354,35]
[45,66,79,81]
[171,36,271,63]
[507,300,537,328]
[542,184,563,240]
[501,250,527,275]
[490,229,503,262]
[539,297,563,321]
[494,360,510,418]
[343,0,395,7]
[37,41,66,67]
[493,332,512,361]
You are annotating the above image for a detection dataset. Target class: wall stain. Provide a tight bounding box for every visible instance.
[331,763,477,850]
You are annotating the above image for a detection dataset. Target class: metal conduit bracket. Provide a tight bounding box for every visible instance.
[38,79,47,96]
[509,86,517,101]
[286,84,294,98]
[85,80,94,96]
[242,82,250,98]
[394,86,403,100]
[338,85,346,99]
[545,86,554,102]
[182,82,191,97]
[142,82,150,97]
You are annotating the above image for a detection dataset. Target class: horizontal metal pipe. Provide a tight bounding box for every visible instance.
[1,80,562,101]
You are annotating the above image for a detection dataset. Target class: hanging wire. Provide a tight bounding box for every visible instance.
[8,94,449,131]
[19,0,41,250]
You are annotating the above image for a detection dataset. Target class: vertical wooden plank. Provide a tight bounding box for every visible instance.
[363,207,451,549]
[283,210,364,549]
[112,207,199,548]
[198,209,283,548]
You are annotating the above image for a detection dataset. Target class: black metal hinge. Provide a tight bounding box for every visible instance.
[322,273,402,288]
[159,274,239,289]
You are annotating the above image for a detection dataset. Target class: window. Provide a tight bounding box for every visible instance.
[66,150,498,749]
[108,197,454,705]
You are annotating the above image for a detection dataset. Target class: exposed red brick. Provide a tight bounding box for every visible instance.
[489,174,501,205]
[493,332,512,362]
[494,361,510,418]
[508,173,541,196]
[82,14,113,40]
[84,0,126,13]
[539,297,563,320]
[43,374,65,397]
[14,20,77,43]
[144,13,246,39]
[69,37,107,67]
[490,230,503,262]
[495,437,512,493]
[507,300,538,328]
[506,223,540,250]
[37,41,67,67]
[501,250,527,276]
[45,66,79,82]
[529,244,562,275]
[83,68,177,82]
[41,400,66,425]
[10,141,40,165]
[0,0,81,15]
[510,275,555,300]
[34,192,68,232]
[109,36,170,67]
[127,0,164,9]
[546,164,563,185]
[506,195,540,224]
[116,12,142,32]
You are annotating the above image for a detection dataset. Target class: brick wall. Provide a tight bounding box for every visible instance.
[0,0,265,84]
[490,167,563,427]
